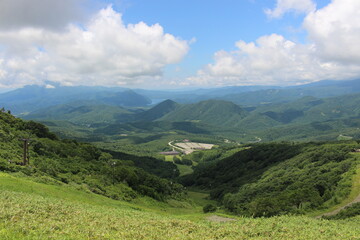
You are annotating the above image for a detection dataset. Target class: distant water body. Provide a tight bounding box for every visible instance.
[150,99,166,105]
[0,88,15,94]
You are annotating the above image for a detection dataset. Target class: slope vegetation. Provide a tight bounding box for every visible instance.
[182,142,360,217]
[0,110,182,201]
[1,172,359,239]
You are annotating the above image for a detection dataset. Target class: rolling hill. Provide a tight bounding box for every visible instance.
[135,99,179,122]
[20,92,360,145]
[159,100,248,127]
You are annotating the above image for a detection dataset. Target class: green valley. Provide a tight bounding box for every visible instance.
[2,0,360,238]
[2,81,360,239]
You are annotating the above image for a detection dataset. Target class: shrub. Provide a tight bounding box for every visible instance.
[203,203,217,213]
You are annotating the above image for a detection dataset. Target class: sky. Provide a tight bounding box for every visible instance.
[0,0,359,89]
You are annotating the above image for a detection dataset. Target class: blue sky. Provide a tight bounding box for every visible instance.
[0,0,359,89]
[113,0,327,78]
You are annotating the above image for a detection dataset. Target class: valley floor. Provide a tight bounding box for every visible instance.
[0,172,359,240]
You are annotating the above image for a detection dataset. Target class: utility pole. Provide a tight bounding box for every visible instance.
[109,161,116,184]
[19,138,31,165]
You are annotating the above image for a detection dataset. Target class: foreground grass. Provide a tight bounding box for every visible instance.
[0,173,359,240]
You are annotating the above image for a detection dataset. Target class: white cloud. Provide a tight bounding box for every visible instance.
[0,6,189,88]
[187,0,360,87]
[0,0,86,31]
[304,0,360,64]
[265,0,316,18]
[45,84,55,89]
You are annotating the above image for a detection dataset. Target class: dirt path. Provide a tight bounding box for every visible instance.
[206,215,236,223]
[317,193,360,218]
[168,141,185,154]
[317,165,360,218]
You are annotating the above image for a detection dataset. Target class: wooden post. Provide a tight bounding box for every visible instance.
[20,138,30,165]
[23,139,27,165]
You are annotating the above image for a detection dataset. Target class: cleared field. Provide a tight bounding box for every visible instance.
[175,142,214,154]
[176,164,194,176]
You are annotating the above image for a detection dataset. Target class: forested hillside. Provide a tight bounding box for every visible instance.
[160,100,247,127]
[0,110,183,201]
[182,142,360,217]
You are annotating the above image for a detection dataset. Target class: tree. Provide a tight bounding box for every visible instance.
[203,204,217,213]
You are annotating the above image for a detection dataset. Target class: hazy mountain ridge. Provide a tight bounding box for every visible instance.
[23,102,134,124]
[3,78,360,115]
[220,79,360,106]
[0,85,151,114]
[137,79,360,105]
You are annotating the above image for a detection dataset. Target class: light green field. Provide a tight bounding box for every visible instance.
[337,134,354,141]
[175,164,194,176]
[164,155,175,162]
[1,172,360,239]
[164,155,194,176]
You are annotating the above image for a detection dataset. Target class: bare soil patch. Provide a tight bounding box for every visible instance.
[206,215,236,223]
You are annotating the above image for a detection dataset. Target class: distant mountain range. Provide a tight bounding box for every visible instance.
[20,92,360,143]
[2,78,360,115]
[23,102,134,124]
[136,78,360,105]
[3,78,360,143]
[0,85,151,114]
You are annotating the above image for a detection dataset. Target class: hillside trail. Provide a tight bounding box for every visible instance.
[206,215,236,223]
[316,165,360,218]
[316,192,360,218]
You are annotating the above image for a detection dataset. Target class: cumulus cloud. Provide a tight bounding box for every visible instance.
[186,34,356,86]
[0,6,189,88]
[304,0,360,64]
[0,0,86,31]
[265,0,316,18]
[187,0,360,87]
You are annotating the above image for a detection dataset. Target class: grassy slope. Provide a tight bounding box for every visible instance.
[1,172,360,240]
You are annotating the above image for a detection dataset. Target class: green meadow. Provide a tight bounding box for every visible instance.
[1,172,359,240]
